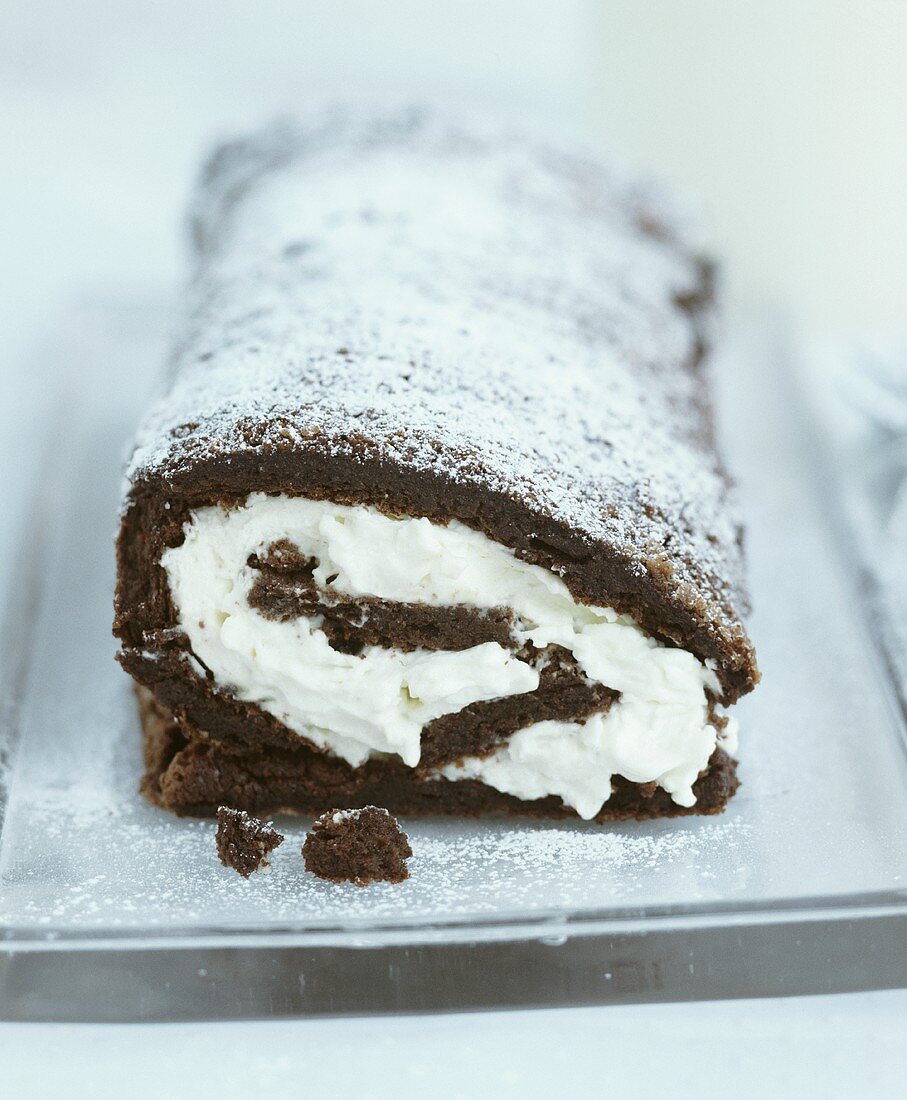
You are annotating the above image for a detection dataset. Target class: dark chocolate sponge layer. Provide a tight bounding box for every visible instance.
[125,642,614,769]
[138,688,739,821]
[247,544,517,654]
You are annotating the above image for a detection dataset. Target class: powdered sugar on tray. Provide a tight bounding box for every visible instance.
[124,106,749,645]
[0,788,752,929]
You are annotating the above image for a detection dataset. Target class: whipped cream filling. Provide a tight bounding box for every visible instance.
[440,713,738,818]
[161,493,728,815]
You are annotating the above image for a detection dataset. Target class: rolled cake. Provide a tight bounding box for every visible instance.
[115,108,759,821]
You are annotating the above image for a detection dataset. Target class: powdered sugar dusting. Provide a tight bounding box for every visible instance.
[0,789,752,929]
[330,808,364,824]
[125,106,749,650]
[328,807,382,825]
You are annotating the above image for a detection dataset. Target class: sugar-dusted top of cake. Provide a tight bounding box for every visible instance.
[126,106,749,654]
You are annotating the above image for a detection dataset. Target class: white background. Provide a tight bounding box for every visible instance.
[2,1,906,1093]
[1,995,906,1098]
[591,0,907,331]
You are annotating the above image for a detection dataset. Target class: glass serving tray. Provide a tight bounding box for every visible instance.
[1,301,905,1021]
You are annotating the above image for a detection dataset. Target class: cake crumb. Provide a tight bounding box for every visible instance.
[302,806,412,885]
[215,806,284,877]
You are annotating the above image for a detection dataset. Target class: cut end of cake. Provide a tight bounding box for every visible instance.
[115,110,758,829]
[302,806,413,885]
[215,806,284,877]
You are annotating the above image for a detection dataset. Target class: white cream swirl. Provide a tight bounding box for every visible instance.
[162,494,726,816]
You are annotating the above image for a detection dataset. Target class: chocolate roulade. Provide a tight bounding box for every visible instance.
[115,108,758,821]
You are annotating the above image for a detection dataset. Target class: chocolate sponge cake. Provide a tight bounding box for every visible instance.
[115,107,759,822]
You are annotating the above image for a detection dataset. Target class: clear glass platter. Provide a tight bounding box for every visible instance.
[1,300,906,1020]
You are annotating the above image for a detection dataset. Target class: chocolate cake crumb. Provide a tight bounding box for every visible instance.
[215,805,284,877]
[302,806,412,885]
